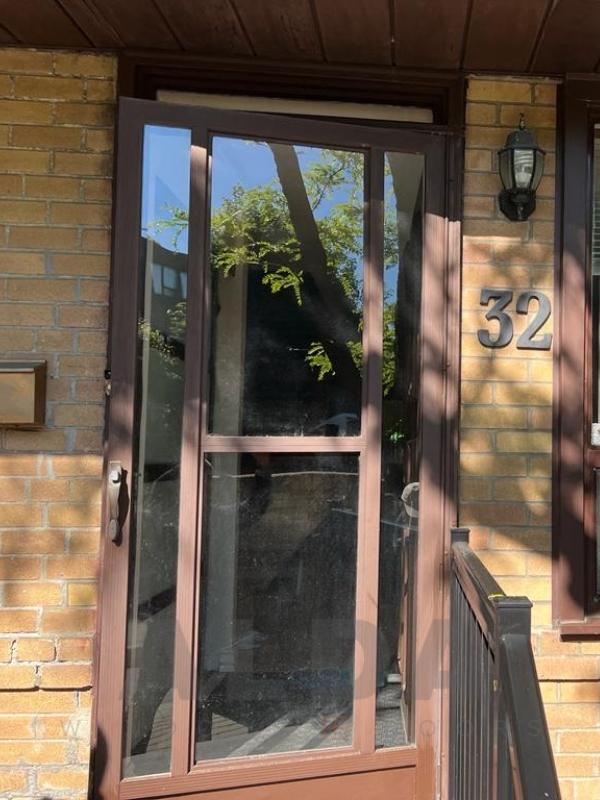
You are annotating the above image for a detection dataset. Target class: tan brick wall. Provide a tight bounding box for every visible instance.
[461,77,600,799]
[0,48,115,798]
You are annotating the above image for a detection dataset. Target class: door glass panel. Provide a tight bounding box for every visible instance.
[592,127,600,436]
[592,128,600,595]
[376,152,424,748]
[196,452,358,760]
[208,137,365,437]
[122,125,191,778]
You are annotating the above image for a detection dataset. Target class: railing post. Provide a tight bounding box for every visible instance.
[495,596,532,639]
[451,526,470,545]
[493,597,532,800]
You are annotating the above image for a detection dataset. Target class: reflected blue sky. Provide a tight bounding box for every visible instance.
[211,137,361,220]
[211,137,276,207]
[140,126,400,298]
[384,171,399,299]
[141,125,191,254]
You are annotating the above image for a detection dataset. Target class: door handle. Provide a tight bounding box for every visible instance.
[107,460,123,542]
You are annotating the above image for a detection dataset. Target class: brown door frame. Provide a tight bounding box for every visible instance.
[93,98,461,800]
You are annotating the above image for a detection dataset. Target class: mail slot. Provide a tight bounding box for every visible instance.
[0,361,47,427]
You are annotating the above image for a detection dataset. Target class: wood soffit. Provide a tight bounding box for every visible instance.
[0,0,598,77]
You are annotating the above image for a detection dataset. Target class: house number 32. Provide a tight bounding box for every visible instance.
[477,288,552,350]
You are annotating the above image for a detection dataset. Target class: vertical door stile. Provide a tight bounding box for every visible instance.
[415,140,448,800]
[170,126,210,776]
[94,104,145,800]
[354,148,384,754]
[189,126,215,764]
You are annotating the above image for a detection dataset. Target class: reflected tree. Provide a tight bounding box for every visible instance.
[142,142,423,441]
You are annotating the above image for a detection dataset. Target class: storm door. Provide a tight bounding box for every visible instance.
[95,98,455,800]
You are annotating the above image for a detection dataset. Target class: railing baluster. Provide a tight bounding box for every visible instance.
[478,626,482,799]
[457,586,467,800]
[484,631,492,798]
[451,575,460,799]
[461,584,470,800]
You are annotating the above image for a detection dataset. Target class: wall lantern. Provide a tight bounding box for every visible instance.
[497,114,545,221]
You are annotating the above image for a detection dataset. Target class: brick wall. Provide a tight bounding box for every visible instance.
[461,77,600,800]
[0,48,115,798]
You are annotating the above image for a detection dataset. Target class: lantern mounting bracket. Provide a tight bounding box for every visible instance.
[499,188,536,221]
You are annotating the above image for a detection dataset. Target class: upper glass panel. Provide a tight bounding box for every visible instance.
[122,125,191,778]
[208,136,365,437]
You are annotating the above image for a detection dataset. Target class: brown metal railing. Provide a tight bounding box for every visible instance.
[449,527,561,800]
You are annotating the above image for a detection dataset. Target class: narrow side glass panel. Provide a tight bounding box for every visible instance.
[376,152,424,748]
[592,127,600,597]
[208,137,365,436]
[592,128,600,439]
[196,453,359,760]
[592,127,600,432]
[122,125,191,778]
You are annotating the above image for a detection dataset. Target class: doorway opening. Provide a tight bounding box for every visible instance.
[95,99,457,800]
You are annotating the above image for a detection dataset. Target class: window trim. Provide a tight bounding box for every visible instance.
[117,52,465,130]
[554,77,600,634]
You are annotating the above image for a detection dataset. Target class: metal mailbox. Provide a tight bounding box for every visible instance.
[0,361,47,427]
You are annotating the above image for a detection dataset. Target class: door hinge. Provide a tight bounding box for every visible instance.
[104,368,111,398]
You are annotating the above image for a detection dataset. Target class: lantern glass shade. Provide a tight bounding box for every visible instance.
[531,150,545,191]
[498,148,513,190]
[513,148,535,189]
[498,134,545,193]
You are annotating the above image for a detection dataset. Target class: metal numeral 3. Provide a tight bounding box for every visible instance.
[477,289,513,348]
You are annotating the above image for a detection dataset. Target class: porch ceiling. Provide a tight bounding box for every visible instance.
[0,0,599,76]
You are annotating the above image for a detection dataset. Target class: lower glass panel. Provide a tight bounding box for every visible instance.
[375,152,423,748]
[196,452,359,761]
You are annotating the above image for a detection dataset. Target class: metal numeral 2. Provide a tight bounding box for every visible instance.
[477,288,552,351]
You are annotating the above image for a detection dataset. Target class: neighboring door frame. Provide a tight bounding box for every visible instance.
[93,98,461,800]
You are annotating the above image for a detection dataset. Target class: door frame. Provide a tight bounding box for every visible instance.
[93,98,462,800]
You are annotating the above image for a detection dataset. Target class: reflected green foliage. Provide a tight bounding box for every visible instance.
[149,204,189,251]
[212,183,302,280]
[166,301,186,340]
[261,265,304,305]
[306,341,335,380]
[382,304,397,397]
[210,149,365,315]
[137,319,178,368]
[144,144,406,412]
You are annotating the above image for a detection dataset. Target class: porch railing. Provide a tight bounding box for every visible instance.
[449,527,561,800]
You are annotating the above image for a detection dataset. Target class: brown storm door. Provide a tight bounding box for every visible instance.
[94,98,455,800]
